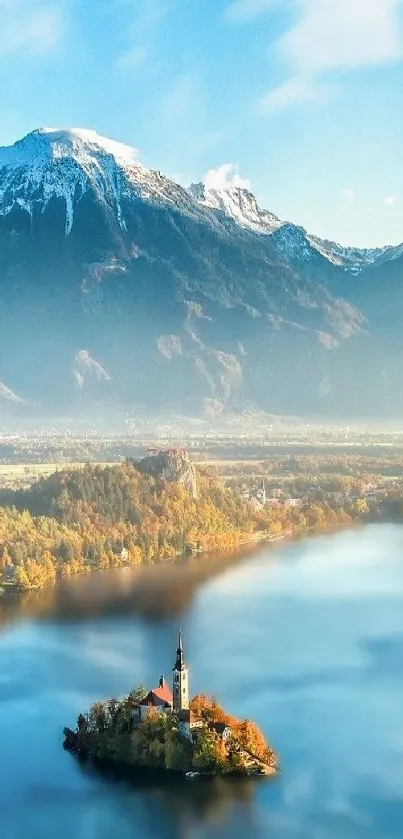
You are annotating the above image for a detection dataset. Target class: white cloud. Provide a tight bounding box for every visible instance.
[260,77,320,110]
[283,0,401,76]
[203,163,250,191]
[63,129,139,162]
[226,0,279,21]
[341,187,355,202]
[262,0,402,109]
[0,0,63,56]
[383,194,397,206]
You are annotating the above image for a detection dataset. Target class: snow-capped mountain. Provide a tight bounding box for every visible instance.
[1,127,401,268]
[188,181,283,235]
[0,128,205,236]
[307,234,403,270]
[1,127,403,419]
[188,178,403,271]
[0,381,23,404]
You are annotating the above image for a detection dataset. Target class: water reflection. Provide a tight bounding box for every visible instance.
[0,540,278,630]
[1,524,403,839]
[77,756,262,827]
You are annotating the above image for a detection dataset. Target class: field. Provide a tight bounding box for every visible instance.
[0,463,115,491]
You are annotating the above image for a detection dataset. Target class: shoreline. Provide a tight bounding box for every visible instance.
[0,522,357,600]
[0,527,297,598]
[64,742,273,786]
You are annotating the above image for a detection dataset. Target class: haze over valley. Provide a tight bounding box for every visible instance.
[1,127,403,424]
[3,2,403,836]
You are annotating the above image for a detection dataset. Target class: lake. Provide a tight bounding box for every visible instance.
[1,524,403,839]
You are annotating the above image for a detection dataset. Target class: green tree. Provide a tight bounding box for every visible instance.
[128,684,147,703]
[193,729,224,772]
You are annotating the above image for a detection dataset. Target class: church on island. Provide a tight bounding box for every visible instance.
[64,628,277,776]
[133,631,230,742]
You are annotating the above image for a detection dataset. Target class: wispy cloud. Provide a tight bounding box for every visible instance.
[160,74,227,155]
[260,77,322,111]
[203,163,250,191]
[283,0,401,77]
[156,70,227,173]
[383,194,397,206]
[162,73,197,124]
[0,0,63,56]
[116,43,149,71]
[341,187,355,202]
[260,0,402,110]
[116,0,166,72]
[226,0,279,22]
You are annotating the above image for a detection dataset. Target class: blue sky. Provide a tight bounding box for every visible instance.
[0,0,402,247]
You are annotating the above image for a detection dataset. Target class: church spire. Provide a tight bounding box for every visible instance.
[174,629,184,671]
[172,628,189,712]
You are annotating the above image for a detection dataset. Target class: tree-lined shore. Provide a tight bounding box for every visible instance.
[64,689,277,777]
[0,452,399,592]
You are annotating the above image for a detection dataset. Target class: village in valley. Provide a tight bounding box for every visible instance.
[64,632,277,779]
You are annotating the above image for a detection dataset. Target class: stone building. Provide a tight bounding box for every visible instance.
[135,631,206,740]
[137,676,173,719]
[172,629,189,712]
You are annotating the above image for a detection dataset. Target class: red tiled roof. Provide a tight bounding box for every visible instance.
[139,683,173,707]
[152,683,173,704]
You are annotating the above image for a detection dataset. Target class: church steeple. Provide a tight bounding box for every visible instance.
[172,629,189,712]
[174,629,184,670]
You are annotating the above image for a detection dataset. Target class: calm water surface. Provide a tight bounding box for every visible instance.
[1,524,403,839]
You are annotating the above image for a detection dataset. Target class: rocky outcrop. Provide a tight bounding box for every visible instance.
[137,450,198,498]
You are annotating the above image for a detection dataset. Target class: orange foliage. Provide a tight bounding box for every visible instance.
[231,719,273,762]
[0,461,255,589]
[190,694,275,764]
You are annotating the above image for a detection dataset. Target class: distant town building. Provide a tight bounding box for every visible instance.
[210,721,232,742]
[249,497,263,511]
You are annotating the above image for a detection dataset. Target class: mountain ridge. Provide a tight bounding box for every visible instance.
[1,127,402,418]
[2,127,402,261]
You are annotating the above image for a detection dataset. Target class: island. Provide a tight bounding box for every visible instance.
[63,631,278,779]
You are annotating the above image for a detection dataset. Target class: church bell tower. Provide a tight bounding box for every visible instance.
[172,630,189,712]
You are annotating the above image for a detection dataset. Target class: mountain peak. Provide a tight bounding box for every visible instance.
[0,127,148,237]
[1,128,402,271]
[0,127,140,168]
[188,179,282,234]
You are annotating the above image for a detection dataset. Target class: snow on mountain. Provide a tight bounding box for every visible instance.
[74,350,111,389]
[0,380,23,404]
[0,128,197,236]
[188,180,283,234]
[1,127,403,272]
[188,164,403,270]
[308,234,403,270]
[2,128,403,418]
[0,128,140,168]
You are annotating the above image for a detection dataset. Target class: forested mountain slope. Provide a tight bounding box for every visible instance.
[1,128,402,418]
